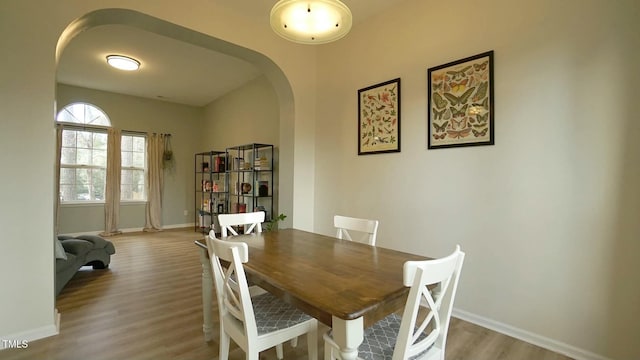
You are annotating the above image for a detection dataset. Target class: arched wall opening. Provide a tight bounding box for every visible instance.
[54,8,296,230]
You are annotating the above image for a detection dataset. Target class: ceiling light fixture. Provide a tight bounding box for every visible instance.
[106,55,140,71]
[270,0,352,44]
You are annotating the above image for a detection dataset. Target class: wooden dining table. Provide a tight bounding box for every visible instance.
[194,228,428,359]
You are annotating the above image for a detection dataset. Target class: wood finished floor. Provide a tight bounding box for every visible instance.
[0,228,573,360]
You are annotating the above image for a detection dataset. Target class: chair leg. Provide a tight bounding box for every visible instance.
[291,336,298,347]
[324,340,335,360]
[276,343,284,359]
[247,351,260,360]
[219,331,230,360]
[308,327,318,360]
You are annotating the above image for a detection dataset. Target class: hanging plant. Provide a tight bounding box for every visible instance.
[163,135,174,168]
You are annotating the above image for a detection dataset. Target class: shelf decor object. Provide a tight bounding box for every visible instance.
[270,0,352,44]
[427,50,494,149]
[358,78,401,155]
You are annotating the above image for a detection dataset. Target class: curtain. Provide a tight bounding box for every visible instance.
[55,125,63,235]
[144,133,165,232]
[101,128,122,236]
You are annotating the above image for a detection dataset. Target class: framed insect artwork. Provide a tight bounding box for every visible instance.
[427,51,494,149]
[358,78,401,155]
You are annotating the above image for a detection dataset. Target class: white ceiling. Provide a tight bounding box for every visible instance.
[56,0,406,107]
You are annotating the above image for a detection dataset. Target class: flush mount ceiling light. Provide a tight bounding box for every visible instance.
[106,55,140,71]
[270,0,352,44]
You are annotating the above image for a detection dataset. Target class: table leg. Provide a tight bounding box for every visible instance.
[330,316,363,360]
[198,247,214,342]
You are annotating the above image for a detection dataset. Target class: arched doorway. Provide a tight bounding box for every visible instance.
[55,8,296,230]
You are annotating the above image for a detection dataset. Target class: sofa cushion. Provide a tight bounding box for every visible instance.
[60,239,93,255]
[55,252,77,272]
[74,235,114,252]
[54,238,68,260]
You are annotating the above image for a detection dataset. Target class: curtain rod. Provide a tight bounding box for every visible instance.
[57,124,171,137]
[123,130,171,137]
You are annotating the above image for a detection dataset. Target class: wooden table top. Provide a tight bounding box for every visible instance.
[197,228,428,327]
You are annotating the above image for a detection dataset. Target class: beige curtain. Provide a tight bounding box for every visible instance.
[144,133,165,232]
[55,125,63,235]
[101,128,122,236]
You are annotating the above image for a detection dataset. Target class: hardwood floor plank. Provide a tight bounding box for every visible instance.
[0,228,573,360]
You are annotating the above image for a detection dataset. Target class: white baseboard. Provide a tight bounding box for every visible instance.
[62,223,195,237]
[0,312,59,351]
[452,309,611,360]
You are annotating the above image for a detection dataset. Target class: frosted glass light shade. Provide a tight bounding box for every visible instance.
[106,55,140,71]
[270,0,352,44]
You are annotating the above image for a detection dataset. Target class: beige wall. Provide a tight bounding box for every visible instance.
[313,0,639,359]
[56,84,204,233]
[201,75,279,150]
[201,75,281,217]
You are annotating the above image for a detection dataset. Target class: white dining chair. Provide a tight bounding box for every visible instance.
[217,212,266,298]
[218,211,264,237]
[206,234,318,360]
[324,245,465,360]
[216,211,292,347]
[334,215,379,246]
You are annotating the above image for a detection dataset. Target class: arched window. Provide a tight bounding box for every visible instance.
[56,103,110,202]
[56,102,111,127]
[56,103,146,202]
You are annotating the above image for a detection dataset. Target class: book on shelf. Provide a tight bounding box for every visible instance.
[214,157,225,172]
[258,180,269,196]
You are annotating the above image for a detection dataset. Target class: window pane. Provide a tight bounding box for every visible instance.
[74,176,90,200]
[77,131,92,149]
[61,148,76,164]
[132,137,145,152]
[131,136,146,200]
[121,168,146,201]
[94,133,107,150]
[121,169,133,184]
[62,130,77,147]
[85,106,108,125]
[76,148,91,165]
[130,184,145,200]
[93,149,107,167]
[121,151,132,167]
[131,170,145,186]
[56,103,111,126]
[92,168,105,200]
[121,184,133,201]
[60,167,75,185]
[121,136,132,151]
[132,152,145,168]
[60,185,72,201]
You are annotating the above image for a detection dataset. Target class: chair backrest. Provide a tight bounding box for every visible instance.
[218,211,265,237]
[205,233,259,340]
[334,215,379,246]
[392,246,465,360]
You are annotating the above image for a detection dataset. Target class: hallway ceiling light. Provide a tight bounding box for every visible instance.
[270,0,352,44]
[106,55,140,71]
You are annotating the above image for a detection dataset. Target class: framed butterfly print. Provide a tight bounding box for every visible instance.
[427,51,494,149]
[358,78,401,155]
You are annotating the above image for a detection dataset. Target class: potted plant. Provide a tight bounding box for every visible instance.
[265,213,287,231]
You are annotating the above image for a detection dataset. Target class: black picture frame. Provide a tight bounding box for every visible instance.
[358,78,401,155]
[427,51,494,149]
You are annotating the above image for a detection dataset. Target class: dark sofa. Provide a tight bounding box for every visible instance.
[55,235,116,295]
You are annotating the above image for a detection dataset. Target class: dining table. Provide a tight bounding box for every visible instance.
[194,228,429,359]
